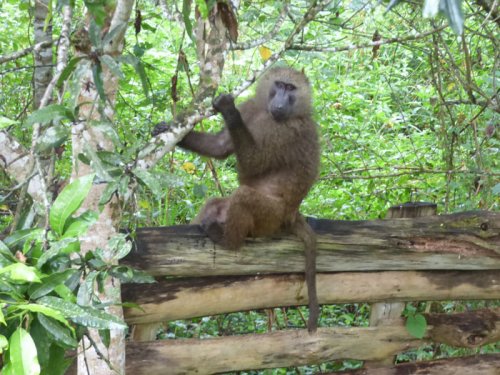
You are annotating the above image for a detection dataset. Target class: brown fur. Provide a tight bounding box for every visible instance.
[185,67,320,333]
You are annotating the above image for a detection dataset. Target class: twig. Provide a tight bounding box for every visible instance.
[231,2,289,50]
[288,26,447,53]
[0,40,52,65]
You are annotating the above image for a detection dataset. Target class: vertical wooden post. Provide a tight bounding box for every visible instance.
[367,202,437,366]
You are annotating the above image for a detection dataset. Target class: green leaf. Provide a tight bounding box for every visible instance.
[36,238,79,269]
[29,269,77,300]
[0,304,6,325]
[25,104,74,127]
[62,211,99,239]
[195,0,209,18]
[8,328,41,375]
[121,54,150,98]
[102,23,127,47]
[38,296,127,330]
[0,263,42,283]
[406,313,427,339]
[37,314,78,349]
[57,56,84,88]
[82,144,114,182]
[49,174,95,236]
[88,16,103,47]
[36,125,69,152]
[3,228,44,249]
[133,168,162,197]
[100,54,124,79]
[0,334,7,353]
[13,304,71,329]
[92,61,106,101]
[107,234,132,261]
[0,116,18,129]
[182,0,194,40]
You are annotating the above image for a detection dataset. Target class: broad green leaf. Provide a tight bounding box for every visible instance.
[39,296,127,330]
[29,270,77,300]
[82,144,114,181]
[406,313,427,339]
[25,104,74,127]
[121,54,150,98]
[133,168,162,197]
[102,23,127,46]
[37,314,78,348]
[36,125,69,152]
[8,328,40,375]
[49,174,95,236]
[13,304,71,329]
[0,263,42,283]
[0,334,7,353]
[56,56,84,88]
[41,345,73,375]
[100,54,124,79]
[0,116,18,129]
[107,234,132,261]
[88,16,103,47]
[36,238,79,268]
[62,211,99,239]
[182,0,193,40]
[3,228,43,249]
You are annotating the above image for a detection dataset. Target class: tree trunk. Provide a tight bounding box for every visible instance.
[71,1,135,374]
[33,0,53,109]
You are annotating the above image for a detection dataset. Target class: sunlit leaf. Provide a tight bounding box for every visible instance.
[0,263,42,283]
[8,328,41,375]
[50,174,95,237]
[39,296,127,330]
[258,46,272,62]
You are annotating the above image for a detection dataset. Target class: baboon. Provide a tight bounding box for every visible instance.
[158,67,320,333]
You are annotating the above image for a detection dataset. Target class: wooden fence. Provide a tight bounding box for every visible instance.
[121,209,500,374]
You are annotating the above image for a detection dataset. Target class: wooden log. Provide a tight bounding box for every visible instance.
[122,211,500,277]
[125,310,500,375]
[424,308,500,348]
[368,202,436,366]
[126,326,421,374]
[334,353,500,374]
[122,270,500,324]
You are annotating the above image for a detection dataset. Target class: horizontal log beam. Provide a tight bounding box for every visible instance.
[123,211,500,277]
[126,326,420,374]
[123,271,500,324]
[126,309,499,374]
[336,353,500,374]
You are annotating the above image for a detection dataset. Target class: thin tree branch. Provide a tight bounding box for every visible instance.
[0,40,52,65]
[138,0,333,170]
[231,2,289,50]
[289,26,447,53]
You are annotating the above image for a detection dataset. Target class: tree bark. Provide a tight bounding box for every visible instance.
[125,310,499,375]
[334,353,500,374]
[122,270,500,324]
[72,1,135,374]
[123,211,500,276]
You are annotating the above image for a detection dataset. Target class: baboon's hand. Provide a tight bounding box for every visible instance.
[213,94,235,114]
[151,121,172,136]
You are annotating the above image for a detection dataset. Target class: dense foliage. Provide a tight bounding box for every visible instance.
[0,0,498,374]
